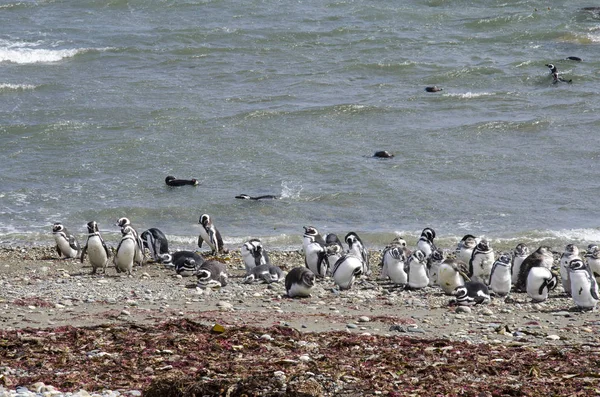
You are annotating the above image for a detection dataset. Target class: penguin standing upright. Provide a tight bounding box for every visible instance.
[437,258,469,295]
[324,233,344,276]
[568,259,599,310]
[455,234,478,264]
[114,226,137,275]
[115,217,145,265]
[559,244,580,296]
[241,238,270,275]
[81,221,111,274]
[468,239,495,285]
[285,267,316,298]
[515,246,555,292]
[511,243,530,286]
[585,245,600,285]
[303,227,328,278]
[417,228,437,259]
[52,222,81,259]
[380,237,410,285]
[526,267,558,303]
[345,232,370,276]
[427,249,445,286]
[197,214,225,254]
[407,250,429,289]
[331,254,364,290]
[488,254,512,297]
[140,228,169,262]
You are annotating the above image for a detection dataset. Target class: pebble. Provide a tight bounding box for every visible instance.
[358,316,370,323]
[546,334,560,341]
[346,323,358,329]
[455,306,472,314]
[261,334,274,341]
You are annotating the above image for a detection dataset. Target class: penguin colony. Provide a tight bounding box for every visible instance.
[55,219,599,310]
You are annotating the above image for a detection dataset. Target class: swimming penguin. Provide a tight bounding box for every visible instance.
[584,245,600,284]
[425,86,443,93]
[489,254,512,297]
[51,222,81,259]
[568,258,599,310]
[427,249,445,287]
[235,194,279,200]
[437,258,469,295]
[345,232,370,276]
[196,260,228,288]
[241,238,270,274]
[526,266,558,303]
[468,239,495,285]
[511,243,530,286]
[454,281,491,306]
[331,254,364,290]
[566,56,582,62]
[285,267,316,298]
[417,228,437,259]
[546,63,572,84]
[515,246,555,292]
[115,217,145,265]
[140,228,169,262]
[81,221,111,274]
[198,214,225,254]
[175,257,201,277]
[380,237,410,285]
[373,150,394,158]
[455,234,478,264]
[243,264,285,284]
[407,250,429,289]
[165,176,199,186]
[559,244,580,296]
[113,226,137,275]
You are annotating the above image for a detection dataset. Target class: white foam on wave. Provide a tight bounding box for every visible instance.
[0,83,36,91]
[444,92,495,99]
[0,47,81,64]
[280,180,303,199]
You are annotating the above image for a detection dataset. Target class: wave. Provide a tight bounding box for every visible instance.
[0,83,36,91]
[0,47,82,64]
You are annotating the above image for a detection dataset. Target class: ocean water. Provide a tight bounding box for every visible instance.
[1,0,600,252]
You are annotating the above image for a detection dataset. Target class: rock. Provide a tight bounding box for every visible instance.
[546,334,560,341]
[455,306,472,314]
[358,316,370,323]
[346,323,358,329]
[261,334,274,341]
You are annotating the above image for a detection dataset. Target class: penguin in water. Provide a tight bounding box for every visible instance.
[243,264,285,284]
[81,221,111,274]
[380,237,410,285]
[303,226,328,278]
[196,260,228,288]
[235,194,279,200]
[51,222,81,259]
[115,217,145,265]
[241,238,270,275]
[546,64,572,84]
[489,254,512,297]
[331,254,364,290]
[515,246,555,292]
[568,258,599,311]
[468,239,495,285]
[285,267,316,298]
[437,258,469,295]
[511,243,530,286]
[455,234,478,265]
[165,176,199,186]
[140,228,169,262]
[417,227,437,259]
[198,214,225,254]
[345,232,370,276]
[584,245,600,285]
[453,281,491,306]
[559,244,580,296]
[407,250,429,290]
[113,225,137,275]
[526,266,558,303]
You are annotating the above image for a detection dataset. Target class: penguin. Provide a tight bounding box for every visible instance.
[235,194,279,200]
[331,254,364,290]
[427,249,445,287]
[373,150,394,158]
[303,226,328,278]
[511,243,530,286]
[425,86,443,93]
[526,266,558,303]
[345,232,370,276]
[302,226,326,249]
[175,257,201,277]
[455,234,478,264]
[407,250,429,289]
[568,258,599,310]
[584,244,600,284]
[243,264,285,284]
[241,238,270,275]
[51,222,81,259]
[546,63,572,84]
[489,254,512,297]
[285,267,316,298]
[140,228,169,262]
[115,217,145,265]
[437,258,469,295]
[196,260,228,288]
[559,244,580,296]
[380,237,410,285]
[160,250,205,268]
[113,226,137,275]
[198,214,225,254]
[515,246,555,292]
[417,228,437,259]
[80,221,111,274]
[165,176,199,186]
[454,281,490,306]
[468,239,495,285]
[324,233,344,276]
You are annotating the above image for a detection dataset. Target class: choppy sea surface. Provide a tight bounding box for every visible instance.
[2,0,600,252]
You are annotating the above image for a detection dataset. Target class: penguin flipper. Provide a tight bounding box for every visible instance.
[102,240,112,258]
[69,235,80,253]
[80,246,87,263]
[197,235,204,249]
[56,245,63,258]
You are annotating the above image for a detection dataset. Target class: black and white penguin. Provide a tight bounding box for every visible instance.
[546,63,572,84]
[437,258,469,295]
[345,232,370,276]
[468,239,495,285]
[417,228,437,259]
[489,254,512,297]
[331,254,364,290]
[584,245,600,285]
[196,260,228,288]
[285,267,316,298]
[235,194,279,200]
[81,221,111,274]
[113,225,137,275]
[302,226,326,249]
[427,249,445,287]
[165,176,199,186]
[425,86,443,93]
[515,246,554,292]
[407,250,429,289]
[380,237,410,285]
[302,226,328,278]
[175,257,201,277]
[373,150,394,158]
[568,259,599,310]
[511,243,530,286]
[160,250,205,268]
[455,234,478,264]
[526,266,558,303]
[243,264,285,284]
[454,281,490,306]
[51,222,81,259]
[559,244,580,296]
[241,238,270,275]
[324,233,344,275]
[115,217,145,265]
[140,228,169,262]
[198,214,225,254]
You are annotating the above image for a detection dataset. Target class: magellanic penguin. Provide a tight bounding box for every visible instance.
[559,244,580,296]
[324,233,344,276]
[81,221,111,274]
[285,267,316,298]
[568,259,599,310]
[515,246,555,292]
[52,222,81,259]
[584,245,600,285]
[196,260,228,288]
[417,227,437,259]
[140,228,169,262]
[454,281,490,306]
[302,226,326,250]
[407,250,429,290]
[165,175,199,186]
[303,228,328,278]
[526,267,558,303]
[241,238,270,275]
[380,237,410,285]
[331,254,364,290]
[243,264,285,284]
[546,63,572,84]
[511,243,530,286]
[175,257,201,277]
[160,250,205,269]
[427,249,445,287]
[115,217,145,265]
[345,232,370,276]
[455,234,478,265]
[468,239,495,285]
[114,225,137,275]
[198,214,225,254]
[488,254,512,297]
[235,194,279,200]
[437,258,469,295]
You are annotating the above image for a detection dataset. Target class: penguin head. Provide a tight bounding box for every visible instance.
[459,234,477,249]
[514,243,529,257]
[235,194,251,200]
[191,179,199,186]
[431,249,445,262]
[585,245,600,259]
[52,222,65,233]
[302,269,316,287]
[116,217,131,228]
[344,232,362,248]
[454,286,468,299]
[545,63,556,73]
[564,244,579,256]
[121,225,135,236]
[568,258,585,271]
[421,228,436,242]
[199,214,211,226]
[498,254,511,265]
[325,233,342,246]
[86,221,99,234]
[476,239,490,251]
[303,226,319,238]
[165,176,175,184]
[410,250,426,264]
[391,236,407,247]
[159,253,173,264]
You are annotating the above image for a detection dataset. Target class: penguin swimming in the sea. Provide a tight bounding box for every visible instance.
[81,221,111,274]
[235,194,279,200]
[165,176,199,186]
[52,222,81,259]
[546,64,572,84]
